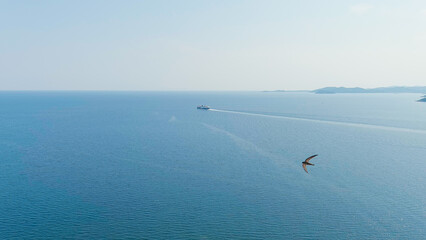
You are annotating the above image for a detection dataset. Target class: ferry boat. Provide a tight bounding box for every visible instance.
[197,105,210,110]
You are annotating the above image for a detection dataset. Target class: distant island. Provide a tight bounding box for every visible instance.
[264,86,426,102]
[313,86,426,94]
[264,86,426,94]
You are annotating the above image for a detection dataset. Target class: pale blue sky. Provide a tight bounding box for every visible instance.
[1,0,426,90]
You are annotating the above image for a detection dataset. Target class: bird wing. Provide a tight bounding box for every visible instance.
[305,154,318,163]
[302,163,309,173]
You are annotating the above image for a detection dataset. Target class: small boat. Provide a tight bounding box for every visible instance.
[197,105,210,110]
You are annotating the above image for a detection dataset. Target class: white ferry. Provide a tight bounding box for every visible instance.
[197,105,210,110]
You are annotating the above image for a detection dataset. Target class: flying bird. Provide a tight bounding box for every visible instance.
[302,154,318,173]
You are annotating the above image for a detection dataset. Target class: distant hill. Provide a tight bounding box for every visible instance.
[313,86,426,94]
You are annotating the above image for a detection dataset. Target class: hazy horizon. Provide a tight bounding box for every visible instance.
[1,0,426,91]
[0,84,425,92]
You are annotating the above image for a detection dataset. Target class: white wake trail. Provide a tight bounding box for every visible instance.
[208,109,426,135]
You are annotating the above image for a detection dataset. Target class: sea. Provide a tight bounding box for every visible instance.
[0,91,425,239]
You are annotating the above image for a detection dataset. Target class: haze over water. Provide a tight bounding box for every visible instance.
[0,92,425,239]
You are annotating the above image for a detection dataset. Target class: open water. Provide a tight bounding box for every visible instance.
[0,92,425,239]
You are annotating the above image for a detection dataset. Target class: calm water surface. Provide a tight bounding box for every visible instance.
[0,92,425,239]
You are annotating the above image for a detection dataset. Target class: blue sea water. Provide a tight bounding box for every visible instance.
[0,91,425,239]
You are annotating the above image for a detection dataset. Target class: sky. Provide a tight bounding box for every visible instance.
[1,0,426,91]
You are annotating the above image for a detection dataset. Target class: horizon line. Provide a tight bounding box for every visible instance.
[0,85,425,92]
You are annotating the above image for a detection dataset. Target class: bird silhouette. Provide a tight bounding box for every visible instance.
[302,154,318,173]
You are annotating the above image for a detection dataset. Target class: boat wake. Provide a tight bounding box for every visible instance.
[209,108,426,135]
